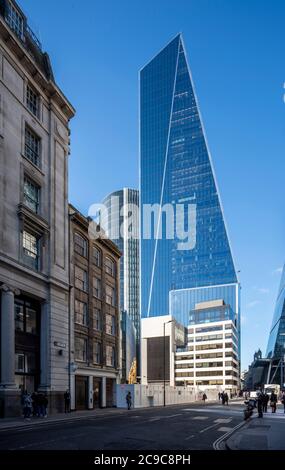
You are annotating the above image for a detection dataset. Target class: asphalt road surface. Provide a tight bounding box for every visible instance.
[0,401,245,450]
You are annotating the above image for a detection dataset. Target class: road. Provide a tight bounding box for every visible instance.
[0,401,245,450]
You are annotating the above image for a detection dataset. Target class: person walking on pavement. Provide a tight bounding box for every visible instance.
[281,391,285,413]
[257,391,264,418]
[218,392,221,401]
[221,391,225,405]
[262,392,269,413]
[126,391,132,410]
[202,393,207,403]
[270,391,277,413]
[64,390,71,413]
[224,392,229,405]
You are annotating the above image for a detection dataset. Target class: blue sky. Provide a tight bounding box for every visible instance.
[20,0,285,369]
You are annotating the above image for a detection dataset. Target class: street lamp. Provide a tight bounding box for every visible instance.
[163,320,174,407]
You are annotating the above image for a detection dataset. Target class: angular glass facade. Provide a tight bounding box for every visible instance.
[140,34,238,323]
[170,284,239,327]
[266,263,285,359]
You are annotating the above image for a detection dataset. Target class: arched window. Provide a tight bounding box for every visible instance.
[74,232,88,257]
[93,245,101,267]
[105,256,115,277]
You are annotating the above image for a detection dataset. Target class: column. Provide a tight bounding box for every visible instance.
[88,376,93,409]
[0,285,17,388]
[70,373,75,410]
[39,302,50,390]
[101,376,106,408]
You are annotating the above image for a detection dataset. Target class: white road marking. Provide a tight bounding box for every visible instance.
[164,414,183,419]
[217,426,234,432]
[214,418,232,423]
[199,423,219,433]
[185,435,195,440]
[213,420,247,450]
[192,416,208,420]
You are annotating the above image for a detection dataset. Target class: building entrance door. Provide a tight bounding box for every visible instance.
[75,376,88,410]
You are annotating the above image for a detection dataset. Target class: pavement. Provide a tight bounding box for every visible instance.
[225,405,285,450]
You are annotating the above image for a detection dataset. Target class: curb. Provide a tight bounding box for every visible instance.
[213,418,250,450]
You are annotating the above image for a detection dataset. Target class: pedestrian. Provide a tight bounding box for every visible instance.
[262,392,269,413]
[126,391,132,410]
[270,391,277,413]
[224,392,229,405]
[43,394,48,418]
[31,391,38,416]
[64,390,71,413]
[257,392,263,418]
[281,391,285,414]
[202,393,207,403]
[218,392,221,401]
[37,393,47,417]
[23,391,32,420]
[221,391,225,405]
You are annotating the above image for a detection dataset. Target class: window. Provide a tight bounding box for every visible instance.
[93,341,101,364]
[105,257,115,276]
[75,337,87,362]
[25,307,37,334]
[93,308,102,331]
[93,246,101,267]
[75,300,88,326]
[14,299,39,335]
[15,352,36,373]
[106,345,116,367]
[74,266,88,292]
[106,284,116,306]
[74,233,88,258]
[93,277,101,299]
[26,85,39,117]
[25,126,41,167]
[23,177,39,213]
[106,314,116,336]
[22,230,39,270]
[15,303,24,332]
[5,1,24,39]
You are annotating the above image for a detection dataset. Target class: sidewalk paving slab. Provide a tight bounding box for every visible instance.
[226,407,285,450]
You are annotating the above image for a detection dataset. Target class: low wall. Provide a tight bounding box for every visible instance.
[116,384,218,409]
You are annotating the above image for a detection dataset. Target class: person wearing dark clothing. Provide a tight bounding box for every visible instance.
[23,392,32,420]
[31,392,38,416]
[281,392,285,413]
[262,393,269,413]
[126,391,132,410]
[224,392,229,405]
[64,390,71,413]
[218,392,221,401]
[257,392,264,418]
[202,393,207,403]
[42,395,48,417]
[270,391,277,413]
[221,392,225,405]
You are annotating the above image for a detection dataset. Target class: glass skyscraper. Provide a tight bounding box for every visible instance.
[101,189,140,349]
[140,34,240,337]
[266,263,285,359]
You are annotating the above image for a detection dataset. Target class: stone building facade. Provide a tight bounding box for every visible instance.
[0,0,75,416]
[69,205,121,410]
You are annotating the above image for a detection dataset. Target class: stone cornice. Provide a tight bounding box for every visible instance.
[0,17,75,121]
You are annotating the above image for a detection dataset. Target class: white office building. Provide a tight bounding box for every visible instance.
[175,300,240,393]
